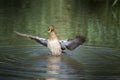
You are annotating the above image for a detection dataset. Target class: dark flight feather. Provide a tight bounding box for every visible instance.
[60,36,85,50]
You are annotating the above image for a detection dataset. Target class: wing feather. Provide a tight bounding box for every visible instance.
[14,31,47,47]
[60,36,85,50]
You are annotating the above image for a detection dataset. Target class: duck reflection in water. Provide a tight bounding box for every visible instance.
[46,55,62,80]
[15,25,85,55]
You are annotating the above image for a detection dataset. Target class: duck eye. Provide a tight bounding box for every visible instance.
[48,28,52,32]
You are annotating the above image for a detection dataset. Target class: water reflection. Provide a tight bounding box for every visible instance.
[46,55,61,80]
[0,46,120,80]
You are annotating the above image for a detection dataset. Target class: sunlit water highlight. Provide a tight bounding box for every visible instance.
[0,45,120,80]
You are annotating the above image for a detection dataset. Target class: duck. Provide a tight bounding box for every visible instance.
[14,25,85,55]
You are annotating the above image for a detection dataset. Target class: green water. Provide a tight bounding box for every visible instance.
[0,0,120,47]
[0,0,120,80]
[0,45,120,80]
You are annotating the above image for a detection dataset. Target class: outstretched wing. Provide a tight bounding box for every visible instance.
[60,36,85,50]
[14,31,47,47]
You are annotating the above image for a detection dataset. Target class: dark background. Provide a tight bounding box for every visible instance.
[0,0,120,48]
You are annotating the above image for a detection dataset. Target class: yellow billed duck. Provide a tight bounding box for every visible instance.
[15,25,85,55]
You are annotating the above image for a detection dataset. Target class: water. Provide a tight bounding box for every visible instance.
[0,0,120,47]
[0,0,120,79]
[0,45,120,80]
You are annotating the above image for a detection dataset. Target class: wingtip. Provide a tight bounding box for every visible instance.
[14,31,22,36]
[75,35,86,43]
[14,31,19,35]
[14,31,17,33]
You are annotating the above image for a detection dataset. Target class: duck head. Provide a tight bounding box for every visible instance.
[48,25,55,33]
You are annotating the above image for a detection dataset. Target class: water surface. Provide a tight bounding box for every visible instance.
[0,45,120,80]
